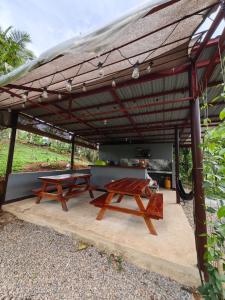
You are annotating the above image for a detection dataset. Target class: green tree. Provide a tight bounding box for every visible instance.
[0,26,35,75]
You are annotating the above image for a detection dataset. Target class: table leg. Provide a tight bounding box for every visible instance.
[116,194,123,203]
[86,176,94,199]
[66,178,77,197]
[36,182,47,204]
[145,186,153,198]
[96,192,115,220]
[57,184,68,212]
[135,195,157,235]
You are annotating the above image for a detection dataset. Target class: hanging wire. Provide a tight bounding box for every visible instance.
[142,21,181,63]
[114,21,181,67]
[116,49,135,66]
[87,51,112,68]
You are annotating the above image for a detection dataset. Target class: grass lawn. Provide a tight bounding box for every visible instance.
[0,141,88,177]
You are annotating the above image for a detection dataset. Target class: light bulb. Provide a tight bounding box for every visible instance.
[98,62,104,78]
[147,62,153,73]
[112,79,116,88]
[66,79,72,92]
[22,102,26,108]
[22,92,28,102]
[132,62,140,79]
[82,83,87,92]
[38,97,42,103]
[58,93,62,100]
[8,107,11,113]
[42,88,48,99]
[104,119,107,125]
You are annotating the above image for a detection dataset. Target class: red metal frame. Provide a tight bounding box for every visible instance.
[191,8,224,61]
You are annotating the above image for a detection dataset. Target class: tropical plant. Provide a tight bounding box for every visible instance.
[179,147,192,187]
[198,77,225,298]
[0,26,35,75]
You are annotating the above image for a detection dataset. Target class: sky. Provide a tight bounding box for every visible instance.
[0,0,147,57]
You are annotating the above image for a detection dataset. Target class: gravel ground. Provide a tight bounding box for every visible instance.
[0,211,193,300]
[181,200,194,229]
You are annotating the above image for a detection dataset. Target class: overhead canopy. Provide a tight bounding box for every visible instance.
[0,0,224,147]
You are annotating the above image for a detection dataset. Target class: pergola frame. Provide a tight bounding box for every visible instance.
[0,0,224,282]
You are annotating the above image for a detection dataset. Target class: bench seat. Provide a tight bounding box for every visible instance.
[90,193,108,207]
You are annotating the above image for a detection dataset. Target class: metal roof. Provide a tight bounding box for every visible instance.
[0,0,224,148]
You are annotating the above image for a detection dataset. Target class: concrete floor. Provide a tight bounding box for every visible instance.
[3,189,200,287]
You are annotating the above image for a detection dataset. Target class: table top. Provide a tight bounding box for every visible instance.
[105,178,150,196]
[38,173,91,182]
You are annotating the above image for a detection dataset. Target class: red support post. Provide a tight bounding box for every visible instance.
[175,127,180,204]
[0,112,18,207]
[71,135,75,171]
[189,64,208,281]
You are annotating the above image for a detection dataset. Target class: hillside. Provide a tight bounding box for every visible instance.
[0,141,89,177]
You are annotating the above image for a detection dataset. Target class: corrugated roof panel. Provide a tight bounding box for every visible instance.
[132,108,188,124]
[198,45,217,62]
[209,62,224,83]
[92,117,130,128]
[62,123,93,131]
[57,91,114,110]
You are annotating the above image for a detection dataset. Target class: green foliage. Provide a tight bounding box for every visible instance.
[179,148,192,187]
[199,103,225,299]
[0,26,35,75]
[0,129,98,177]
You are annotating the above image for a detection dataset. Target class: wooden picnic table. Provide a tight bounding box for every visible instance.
[91,178,163,235]
[35,173,94,211]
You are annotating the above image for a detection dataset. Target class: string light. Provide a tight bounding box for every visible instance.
[82,83,87,92]
[103,119,107,125]
[22,91,28,102]
[147,61,153,73]
[58,93,62,100]
[22,102,26,108]
[8,107,11,113]
[42,87,48,99]
[112,79,116,88]
[98,62,104,78]
[132,62,140,79]
[65,79,73,92]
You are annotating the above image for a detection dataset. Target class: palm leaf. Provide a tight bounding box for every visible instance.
[10,29,31,47]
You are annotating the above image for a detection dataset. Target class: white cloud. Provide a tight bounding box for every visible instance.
[0,0,147,56]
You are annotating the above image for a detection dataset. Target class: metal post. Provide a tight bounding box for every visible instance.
[71,135,75,171]
[189,64,208,280]
[0,112,18,207]
[175,127,180,204]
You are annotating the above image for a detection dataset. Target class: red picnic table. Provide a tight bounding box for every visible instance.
[34,173,94,211]
[90,178,163,235]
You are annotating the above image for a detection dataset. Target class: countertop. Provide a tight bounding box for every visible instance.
[90,165,146,170]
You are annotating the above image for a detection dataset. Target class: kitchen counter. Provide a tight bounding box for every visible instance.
[90,165,146,169]
[148,170,172,174]
[90,165,147,189]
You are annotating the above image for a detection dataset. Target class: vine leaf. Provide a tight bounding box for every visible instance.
[219,108,225,120]
[217,206,225,219]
